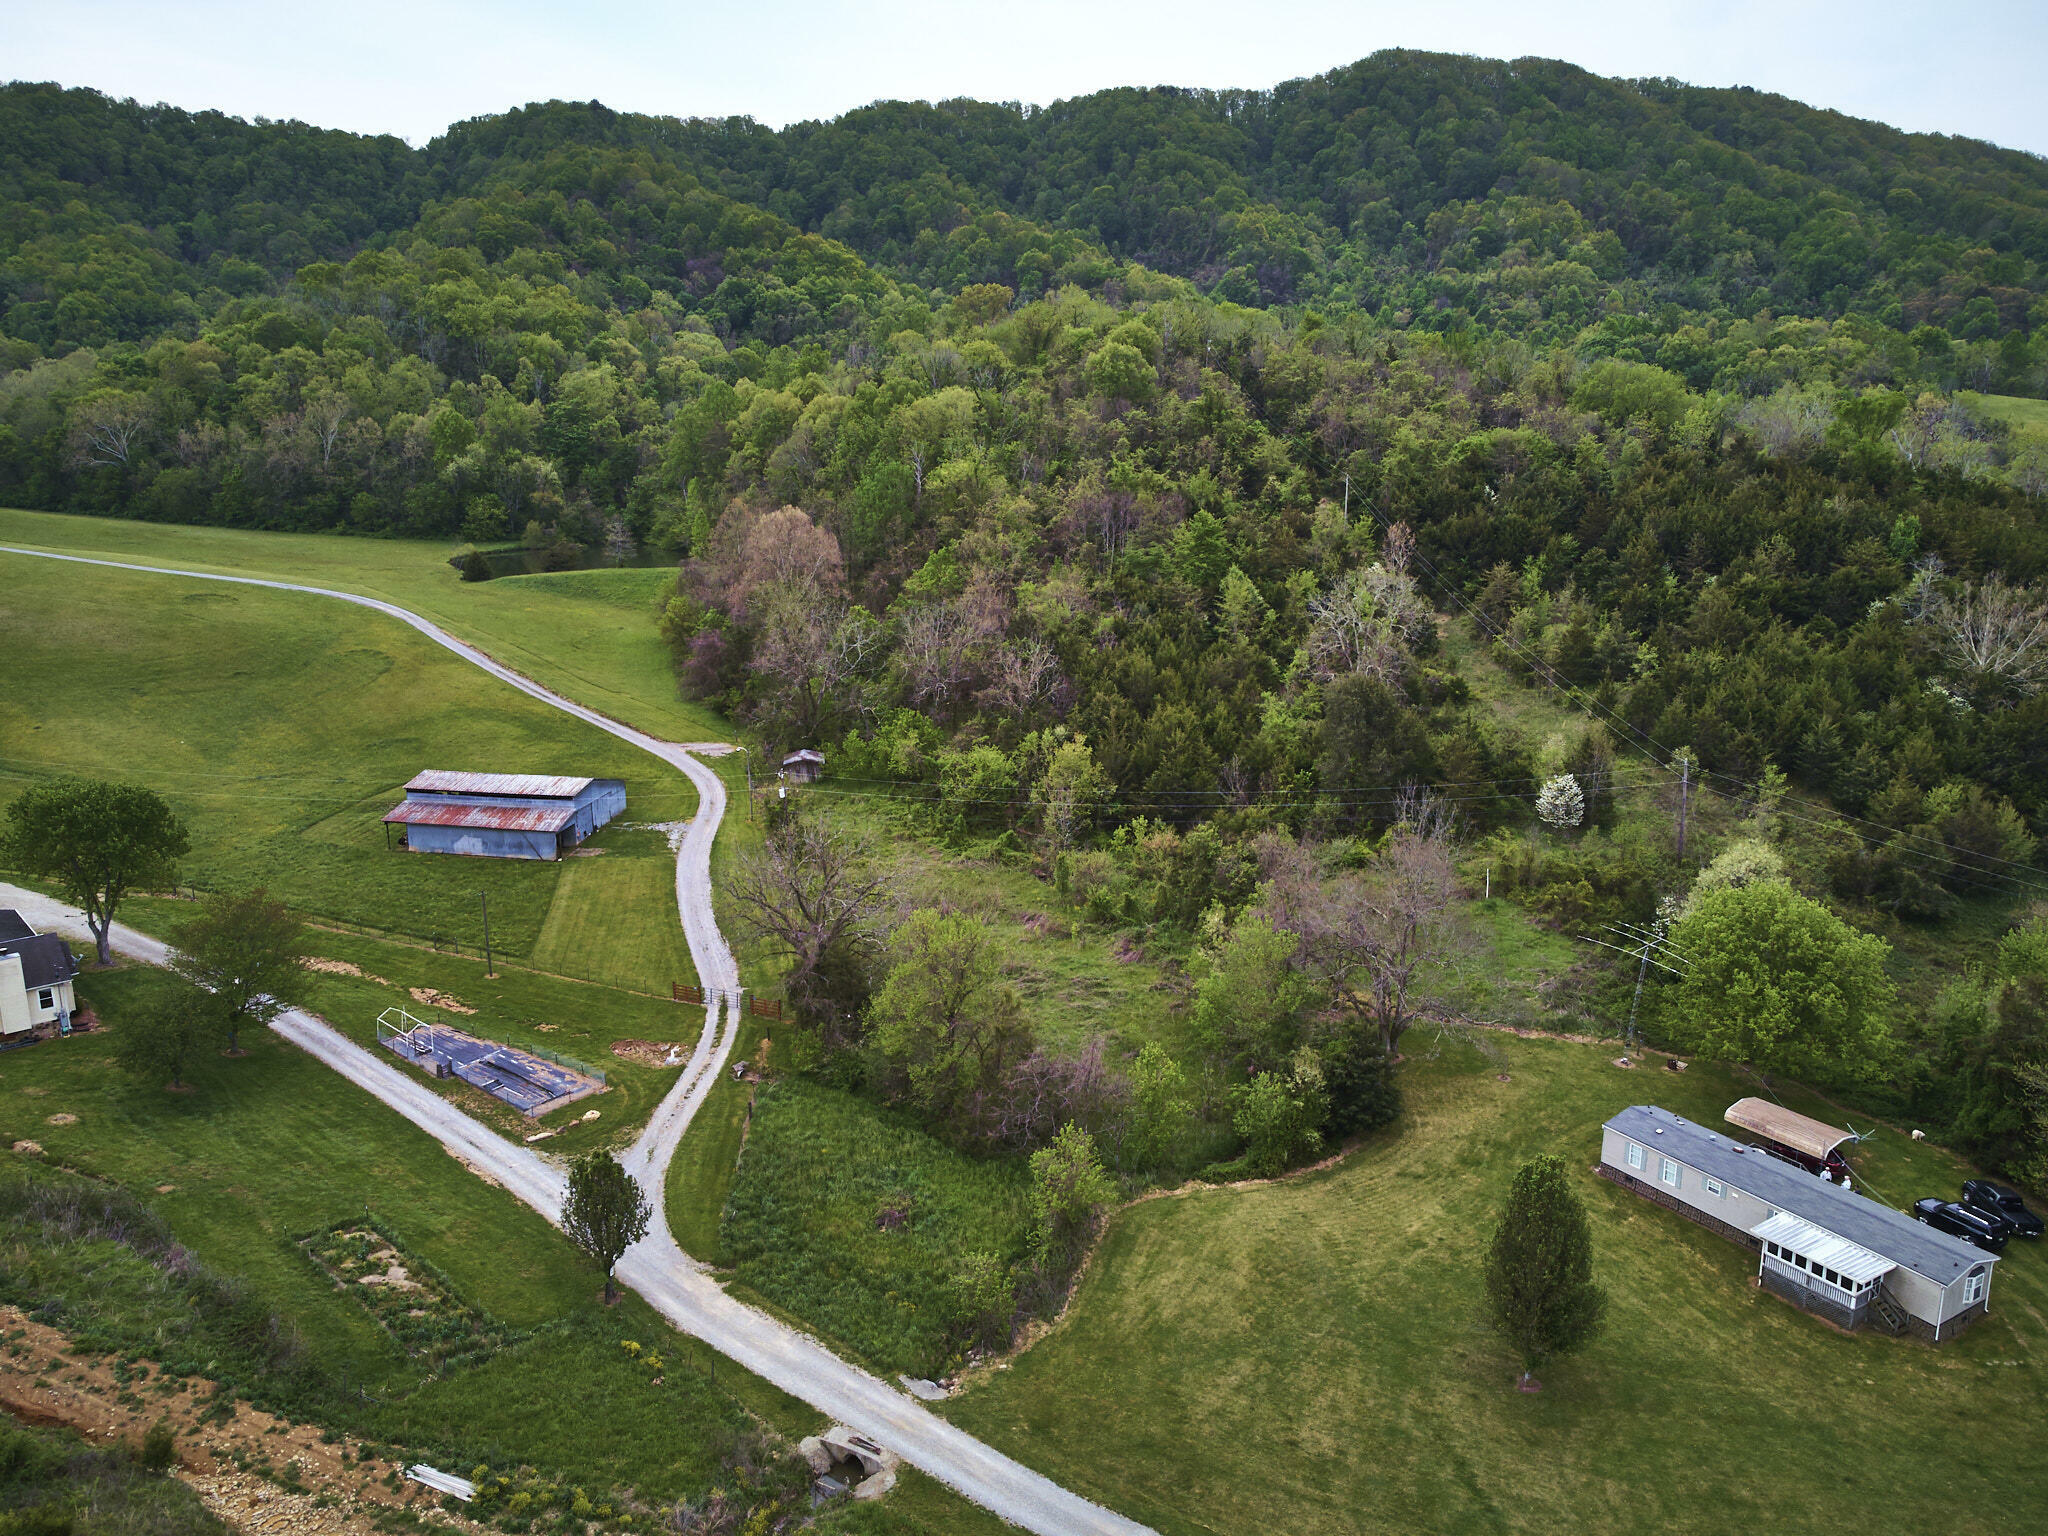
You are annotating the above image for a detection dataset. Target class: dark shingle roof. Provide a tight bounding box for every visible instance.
[0,910,34,943]
[0,932,77,990]
[1604,1104,1993,1284]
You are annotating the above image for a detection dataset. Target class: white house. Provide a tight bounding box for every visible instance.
[0,910,78,1037]
[1600,1105,1997,1342]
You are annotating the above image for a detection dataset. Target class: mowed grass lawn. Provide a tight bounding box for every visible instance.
[0,506,722,743]
[0,551,693,973]
[944,1036,2048,1536]
[531,824,697,994]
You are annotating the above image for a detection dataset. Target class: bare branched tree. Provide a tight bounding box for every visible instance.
[303,387,353,471]
[725,809,886,1050]
[978,639,1066,719]
[993,1036,1129,1152]
[69,391,154,469]
[1304,563,1430,686]
[1927,576,2048,699]
[1264,792,1462,1056]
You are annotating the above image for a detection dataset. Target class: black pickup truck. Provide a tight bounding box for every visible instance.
[1962,1179,2044,1239]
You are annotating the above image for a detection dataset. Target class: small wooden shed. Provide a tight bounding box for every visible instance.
[780,749,825,784]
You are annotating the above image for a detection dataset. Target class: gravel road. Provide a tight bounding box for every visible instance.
[0,547,1155,1536]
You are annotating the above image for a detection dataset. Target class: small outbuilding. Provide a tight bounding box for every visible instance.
[383,771,626,860]
[1600,1104,1997,1342]
[780,749,825,784]
[0,910,78,1036]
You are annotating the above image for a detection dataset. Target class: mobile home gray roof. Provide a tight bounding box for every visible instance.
[404,771,598,799]
[1604,1105,1993,1284]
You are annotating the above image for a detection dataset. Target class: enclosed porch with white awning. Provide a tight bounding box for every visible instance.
[1752,1211,1895,1325]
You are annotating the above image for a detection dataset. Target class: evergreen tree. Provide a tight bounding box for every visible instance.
[1483,1154,1606,1388]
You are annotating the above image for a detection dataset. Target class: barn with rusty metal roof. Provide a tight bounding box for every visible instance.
[383,771,626,860]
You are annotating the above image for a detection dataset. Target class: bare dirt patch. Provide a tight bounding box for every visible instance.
[408,987,475,1015]
[0,1307,485,1536]
[45,1114,76,1126]
[303,957,391,985]
[611,1038,686,1068]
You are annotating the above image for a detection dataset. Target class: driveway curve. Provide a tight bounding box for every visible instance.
[0,546,1154,1536]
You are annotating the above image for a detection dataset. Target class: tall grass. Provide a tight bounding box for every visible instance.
[720,1081,1033,1377]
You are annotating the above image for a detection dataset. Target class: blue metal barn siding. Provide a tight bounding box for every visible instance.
[405,823,560,860]
[569,779,628,840]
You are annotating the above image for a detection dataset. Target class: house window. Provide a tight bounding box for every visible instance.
[37,989,54,1010]
[1626,1142,1645,1170]
[1703,1177,1724,1197]
[1963,1270,1987,1305]
[1659,1157,1680,1189]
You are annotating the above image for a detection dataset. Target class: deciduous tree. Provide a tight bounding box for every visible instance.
[1659,878,1896,1082]
[169,887,308,1054]
[1028,1122,1113,1264]
[1264,796,1462,1057]
[726,806,885,1052]
[2,778,188,964]
[114,983,211,1092]
[561,1152,651,1304]
[869,909,1032,1139]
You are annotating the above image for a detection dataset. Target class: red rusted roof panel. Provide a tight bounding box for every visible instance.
[383,802,575,833]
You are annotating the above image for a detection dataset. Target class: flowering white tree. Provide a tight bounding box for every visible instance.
[1536,774,1585,829]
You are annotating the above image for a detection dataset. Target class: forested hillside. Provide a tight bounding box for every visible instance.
[5,52,2048,1185]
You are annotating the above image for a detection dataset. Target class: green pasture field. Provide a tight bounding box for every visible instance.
[0,550,694,976]
[0,506,721,743]
[665,1014,768,1262]
[718,1079,1035,1378]
[942,1033,2048,1536]
[1962,390,2048,444]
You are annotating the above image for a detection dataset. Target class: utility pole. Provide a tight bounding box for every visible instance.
[477,891,494,978]
[1626,935,1651,1050]
[1342,472,1350,521]
[1676,752,1692,863]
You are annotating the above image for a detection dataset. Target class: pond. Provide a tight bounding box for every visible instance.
[459,543,678,579]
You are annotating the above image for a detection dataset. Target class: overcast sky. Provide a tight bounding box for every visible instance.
[6,0,2046,156]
